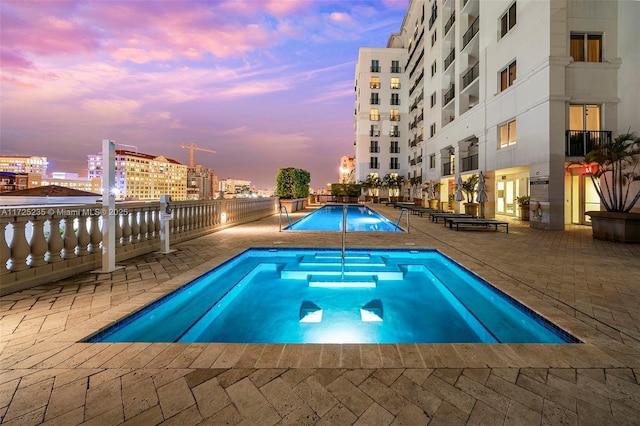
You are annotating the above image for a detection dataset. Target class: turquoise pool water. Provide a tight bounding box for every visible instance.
[285,204,403,232]
[86,248,578,344]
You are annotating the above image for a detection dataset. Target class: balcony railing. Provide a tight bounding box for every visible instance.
[442,161,454,176]
[390,130,400,137]
[461,154,478,172]
[429,4,437,30]
[0,198,278,295]
[462,16,479,49]
[370,66,380,72]
[565,130,612,156]
[370,147,380,153]
[444,49,455,70]
[462,62,480,89]
[444,13,455,35]
[443,84,455,106]
[390,66,402,73]
[370,98,379,105]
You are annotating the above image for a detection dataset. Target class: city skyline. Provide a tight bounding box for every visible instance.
[0,0,409,189]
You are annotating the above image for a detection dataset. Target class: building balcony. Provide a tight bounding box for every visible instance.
[444,49,455,71]
[370,66,380,72]
[462,62,479,90]
[460,154,478,172]
[462,16,479,49]
[390,66,402,73]
[565,130,612,156]
[369,147,380,153]
[443,84,455,106]
[442,161,454,176]
[444,13,455,36]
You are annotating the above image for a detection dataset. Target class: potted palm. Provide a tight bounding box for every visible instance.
[461,174,479,216]
[576,130,640,243]
[428,182,442,209]
[516,195,530,221]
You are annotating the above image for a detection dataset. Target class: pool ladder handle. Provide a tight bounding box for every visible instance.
[278,205,292,232]
[341,205,347,277]
[396,208,410,233]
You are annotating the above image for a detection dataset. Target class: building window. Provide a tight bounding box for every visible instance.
[370,125,380,137]
[390,77,400,89]
[370,109,380,121]
[570,33,602,62]
[370,77,380,89]
[391,60,401,73]
[431,61,437,76]
[371,60,380,72]
[390,125,400,137]
[370,140,379,153]
[431,30,437,46]
[500,2,516,38]
[499,61,516,92]
[430,92,436,108]
[369,157,379,169]
[390,109,400,121]
[390,141,400,153]
[429,154,436,169]
[430,123,436,137]
[390,93,400,105]
[499,119,517,147]
[370,93,379,105]
[390,158,400,169]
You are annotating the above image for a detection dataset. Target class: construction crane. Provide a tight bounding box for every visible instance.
[180,143,216,168]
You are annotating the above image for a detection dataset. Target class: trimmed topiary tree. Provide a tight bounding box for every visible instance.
[276,167,310,199]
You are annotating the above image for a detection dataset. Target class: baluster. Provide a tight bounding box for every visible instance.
[116,213,123,246]
[178,206,186,234]
[75,215,90,256]
[154,209,162,239]
[45,216,64,263]
[61,217,78,260]
[121,212,131,245]
[130,209,140,243]
[0,218,12,275]
[8,217,30,271]
[88,215,102,253]
[188,205,195,231]
[139,208,148,241]
[29,216,48,266]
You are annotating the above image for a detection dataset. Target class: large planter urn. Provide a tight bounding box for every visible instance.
[585,211,640,243]
[464,203,479,217]
[518,204,530,221]
[428,199,439,209]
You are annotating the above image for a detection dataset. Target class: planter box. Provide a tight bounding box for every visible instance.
[428,199,439,209]
[519,204,530,221]
[464,203,479,217]
[279,198,307,212]
[586,211,640,243]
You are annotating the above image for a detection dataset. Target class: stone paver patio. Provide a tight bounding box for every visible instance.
[1,204,639,425]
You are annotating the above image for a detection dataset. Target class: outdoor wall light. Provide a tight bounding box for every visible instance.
[221,212,227,223]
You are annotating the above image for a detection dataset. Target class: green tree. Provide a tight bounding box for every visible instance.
[276,167,310,199]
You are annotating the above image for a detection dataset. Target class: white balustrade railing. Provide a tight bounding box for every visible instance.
[1,197,279,295]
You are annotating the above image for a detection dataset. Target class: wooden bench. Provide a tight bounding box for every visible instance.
[444,218,509,233]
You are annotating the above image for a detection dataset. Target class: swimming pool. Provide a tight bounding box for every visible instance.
[285,204,403,232]
[86,248,578,344]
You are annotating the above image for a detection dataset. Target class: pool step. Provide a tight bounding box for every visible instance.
[299,254,387,267]
[281,264,403,281]
[308,275,377,288]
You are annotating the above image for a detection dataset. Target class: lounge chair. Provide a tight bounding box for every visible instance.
[444,217,509,233]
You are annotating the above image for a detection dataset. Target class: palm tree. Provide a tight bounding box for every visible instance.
[461,174,479,204]
[579,131,640,212]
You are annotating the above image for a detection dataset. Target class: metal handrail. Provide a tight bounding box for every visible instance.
[278,205,292,232]
[341,205,347,277]
[396,208,410,233]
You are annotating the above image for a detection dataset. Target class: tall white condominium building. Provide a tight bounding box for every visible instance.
[87,150,188,200]
[355,0,639,230]
[0,156,48,175]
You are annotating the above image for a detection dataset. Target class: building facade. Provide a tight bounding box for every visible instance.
[0,156,48,175]
[355,0,639,230]
[339,155,355,183]
[187,165,218,200]
[87,150,188,200]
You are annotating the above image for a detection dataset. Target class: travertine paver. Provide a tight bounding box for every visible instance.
[1,204,640,424]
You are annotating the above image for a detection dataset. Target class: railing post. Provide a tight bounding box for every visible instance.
[61,217,78,260]
[45,216,63,263]
[9,217,30,271]
[0,218,11,276]
[76,215,90,256]
[29,216,48,266]
[88,215,102,253]
[121,212,132,246]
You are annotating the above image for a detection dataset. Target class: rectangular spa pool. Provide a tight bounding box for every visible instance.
[85,248,579,344]
[285,204,403,232]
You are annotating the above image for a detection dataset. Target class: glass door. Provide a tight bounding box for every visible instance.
[571,174,601,224]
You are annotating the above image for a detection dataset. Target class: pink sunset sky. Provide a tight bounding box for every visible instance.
[0,0,409,189]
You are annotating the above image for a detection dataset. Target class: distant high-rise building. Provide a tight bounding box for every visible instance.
[41,176,101,194]
[355,0,640,229]
[219,178,252,198]
[87,150,188,200]
[187,165,218,200]
[339,156,355,183]
[0,156,48,175]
